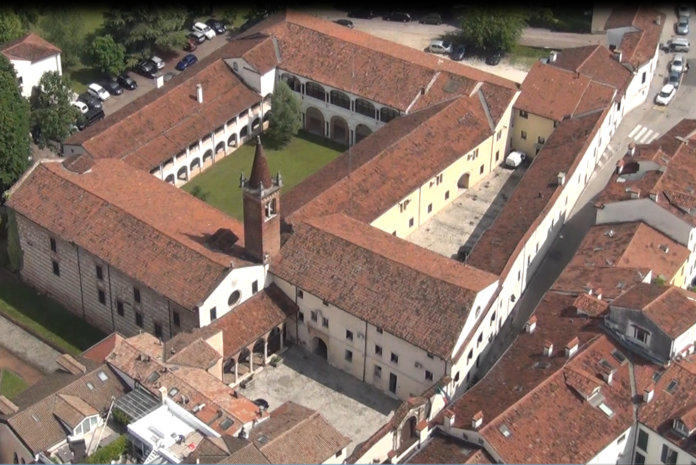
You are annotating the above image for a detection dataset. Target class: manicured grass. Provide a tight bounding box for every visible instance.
[0,282,106,356]
[508,45,554,67]
[0,369,29,399]
[183,131,346,220]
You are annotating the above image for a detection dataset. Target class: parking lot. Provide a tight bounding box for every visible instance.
[407,165,527,259]
[240,346,400,456]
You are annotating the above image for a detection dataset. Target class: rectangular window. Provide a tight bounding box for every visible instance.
[425,370,433,381]
[173,311,180,327]
[468,349,473,363]
[634,453,646,465]
[50,238,57,252]
[117,300,124,316]
[96,265,103,280]
[345,350,353,362]
[210,307,217,321]
[661,444,678,464]
[346,330,353,341]
[134,287,141,303]
[298,312,305,322]
[52,260,60,276]
[495,150,500,161]
[391,352,399,364]
[519,110,528,118]
[427,353,434,359]
[479,164,484,174]
[538,136,545,144]
[518,270,521,281]
[322,317,329,328]
[445,190,450,200]
[427,203,433,213]
[252,280,258,294]
[298,290,304,299]
[477,332,483,347]
[154,323,163,339]
[409,218,414,228]
[521,130,527,140]
[376,327,383,334]
[98,290,106,305]
[374,365,382,377]
[135,312,143,328]
[375,344,383,356]
[634,326,650,344]
[642,71,647,84]
[637,429,648,451]
[311,311,318,322]
[496,130,502,141]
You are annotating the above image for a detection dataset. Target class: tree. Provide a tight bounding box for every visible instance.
[266,81,301,149]
[457,7,530,53]
[89,35,126,77]
[103,7,189,58]
[221,7,238,26]
[40,11,86,68]
[0,55,31,192]
[29,71,81,151]
[0,9,25,44]
[13,7,41,30]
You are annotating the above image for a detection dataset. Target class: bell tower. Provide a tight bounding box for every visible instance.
[240,136,283,263]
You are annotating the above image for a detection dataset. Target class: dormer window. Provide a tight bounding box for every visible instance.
[265,198,277,219]
[674,419,689,436]
[632,325,650,345]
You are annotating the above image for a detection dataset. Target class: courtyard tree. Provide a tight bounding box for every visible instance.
[30,71,81,151]
[0,55,31,193]
[103,7,189,58]
[457,7,529,53]
[0,9,25,44]
[266,81,301,149]
[89,35,126,77]
[40,10,86,68]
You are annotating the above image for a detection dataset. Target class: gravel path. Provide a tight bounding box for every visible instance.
[0,314,60,374]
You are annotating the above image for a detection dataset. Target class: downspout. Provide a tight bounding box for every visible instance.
[75,245,86,320]
[418,188,422,228]
[107,264,115,332]
[168,300,173,338]
[295,287,299,344]
[628,352,639,464]
[362,320,368,382]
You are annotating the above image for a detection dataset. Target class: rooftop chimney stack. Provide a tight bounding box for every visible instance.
[472,411,483,429]
[444,410,456,431]
[557,172,566,186]
[613,50,622,62]
[565,337,579,359]
[525,316,537,334]
[603,369,616,385]
[158,386,167,405]
[649,190,659,202]
[549,51,558,62]
[544,341,554,357]
[197,84,203,104]
[156,75,164,89]
[644,384,655,403]
[628,142,636,156]
[594,288,603,300]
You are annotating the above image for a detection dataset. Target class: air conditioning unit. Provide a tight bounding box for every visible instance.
[414,361,423,369]
[357,332,365,339]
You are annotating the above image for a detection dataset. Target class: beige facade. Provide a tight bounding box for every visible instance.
[0,423,33,465]
[511,110,556,157]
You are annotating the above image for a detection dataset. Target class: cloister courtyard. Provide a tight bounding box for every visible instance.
[182,131,345,219]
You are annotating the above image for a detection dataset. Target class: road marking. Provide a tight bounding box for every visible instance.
[646,132,661,144]
[634,126,649,141]
[628,126,641,138]
[629,124,661,144]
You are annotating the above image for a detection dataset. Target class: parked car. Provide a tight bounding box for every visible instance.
[101,80,124,96]
[677,15,690,35]
[348,10,374,19]
[188,31,206,44]
[253,399,270,410]
[655,84,677,105]
[671,54,686,73]
[176,54,198,71]
[383,12,411,22]
[117,73,138,90]
[678,4,691,17]
[205,19,227,35]
[486,49,504,66]
[505,150,526,168]
[451,44,467,61]
[150,56,165,70]
[419,13,443,25]
[456,245,470,262]
[193,22,216,40]
[135,60,158,78]
[77,107,106,131]
[71,100,88,114]
[428,40,452,54]
[184,37,198,51]
[334,19,354,28]
[87,83,110,101]
[78,92,102,110]
[667,38,691,52]
[668,69,683,88]
[240,17,263,32]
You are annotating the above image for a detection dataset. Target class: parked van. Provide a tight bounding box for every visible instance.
[669,38,691,52]
[77,108,105,131]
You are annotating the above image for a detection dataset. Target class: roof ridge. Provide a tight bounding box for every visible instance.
[577,45,602,71]
[256,405,317,446]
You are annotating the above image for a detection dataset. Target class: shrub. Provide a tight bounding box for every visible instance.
[111,408,132,426]
[85,435,128,464]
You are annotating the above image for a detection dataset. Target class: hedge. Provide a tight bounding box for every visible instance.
[85,435,128,464]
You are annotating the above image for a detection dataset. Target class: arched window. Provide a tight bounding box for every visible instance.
[355,99,376,118]
[380,107,399,123]
[228,291,241,308]
[281,73,301,92]
[475,306,482,318]
[13,453,19,464]
[330,90,351,110]
[305,82,326,101]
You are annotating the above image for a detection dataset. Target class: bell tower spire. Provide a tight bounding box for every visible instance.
[240,136,283,263]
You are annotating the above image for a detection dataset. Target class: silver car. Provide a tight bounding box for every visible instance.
[672,55,686,73]
[678,16,689,35]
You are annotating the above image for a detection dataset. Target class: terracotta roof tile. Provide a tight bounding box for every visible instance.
[247,136,273,190]
[550,46,632,95]
[466,111,606,277]
[553,265,649,299]
[81,333,124,363]
[1,32,60,62]
[606,7,665,68]
[168,339,221,370]
[6,160,250,309]
[575,81,617,114]
[218,443,271,464]
[272,214,496,358]
[405,431,492,464]
[573,293,610,317]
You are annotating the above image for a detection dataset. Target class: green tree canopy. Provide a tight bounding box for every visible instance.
[40,11,86,68]
[457,7,530,52]
[0,9,25,44]
[103,7,189,58]
[0,55,30,191]
[266,80,301,149]
[29,71,80,151]
[89,34,126,77]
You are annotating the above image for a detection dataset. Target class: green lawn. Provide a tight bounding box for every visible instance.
[508,45,554,67]
[0,369,29,399]
[183,131,346,220]
[0,282,106,356]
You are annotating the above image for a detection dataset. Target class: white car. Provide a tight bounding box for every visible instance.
[505,150,527,168]
[71,101,88,114]
[671,55,686,73]
[87,83,110,101]
[428,40,453,55]
[193,22,216,40]
[149,56,165,70]
[655,84,676,105]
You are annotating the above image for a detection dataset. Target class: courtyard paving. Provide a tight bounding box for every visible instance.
[407,165,527,259]
[239,346,400,455]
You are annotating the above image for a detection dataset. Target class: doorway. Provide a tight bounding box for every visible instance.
[389,373,397,394]
[312,337,328,360]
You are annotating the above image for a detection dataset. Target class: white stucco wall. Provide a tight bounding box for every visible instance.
[10,53,62,98]
[635,424,696,465]
[586,425,633,464]
[198,264,268,327]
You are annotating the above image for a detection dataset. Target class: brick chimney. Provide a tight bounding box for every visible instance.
[593,288,603,300]
[472,411,483,429]
[196,84,203,104]
[565,337,579,358]
[544,340,554,357]
[159,386,167,405]
[525,315,537,334]
[444,410,456,431]
[644,383,655,403]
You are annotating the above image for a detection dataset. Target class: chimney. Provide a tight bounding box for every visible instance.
[158,386,167,404]
[659,244,670,253]
[656,15,661,25]
[56,354,87,375]
[644,384,655,402]
[444,409,456,431]
[156,75,164,89]
[594,288,603,300]
[630,190,640,199]
[549,51,558,62]
[557,172,566,186]
[471,411,483,429]
[565,337,579,358]
[0,395,19,415]
[649,190,659,202]
[196,84,203,104]
[525,315,537,334]
[544,340,554,357]
[613,50,622,62]
[628,142,636,156]
[602,369,616,384]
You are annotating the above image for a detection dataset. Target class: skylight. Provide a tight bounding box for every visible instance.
[599,359,615,371]
[598,403,614,417]
[533,361,551,370]
[169,388,180,397]
[31,414,39,422]
[611,349,627,365]
[146,371,161,384]
[666,379,679,394]
[499,424,512,438]
[652,371,663,382]
[86,382,94,390]
[220,417,234,430]
[97,371,109,382]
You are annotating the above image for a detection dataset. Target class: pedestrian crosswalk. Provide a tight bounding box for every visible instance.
[628,124,661,144]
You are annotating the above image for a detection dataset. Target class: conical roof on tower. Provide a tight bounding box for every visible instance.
[248,136,273,190]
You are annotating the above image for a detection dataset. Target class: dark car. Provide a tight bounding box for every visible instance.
[101,80,124,96]
[205,18,227,35]
[184,37,198,52]
[135,60,158,78]
[176,54,198,71]
[188,31,206,44]
[383,12,411,22]
[451,44,467,61]
[486,49,504,66]
[253,399,270,410]
[240,16,264,32]
[334,19,354,28]
[348,9,374,19]
[77,107,105,131]
[117,73,137,90]
[419,13,442,25]
[456,245,470,262]
[668,69,683,88]
[78,92,102,110]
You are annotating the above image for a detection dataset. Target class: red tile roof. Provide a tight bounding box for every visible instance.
[1,32,60,63]
[6,160,249,310]
[81,333,124,363]
[606,7,665,68]
[271,213,497,358]
[405,431,493,464]
[466,110,607,277]
[553,266,649,300]
[573,293,610,317]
